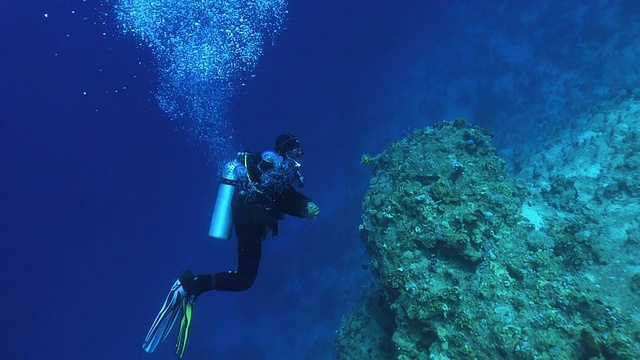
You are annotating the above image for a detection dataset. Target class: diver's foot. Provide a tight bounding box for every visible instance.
[179,270,196,293]
[179,270,216,296]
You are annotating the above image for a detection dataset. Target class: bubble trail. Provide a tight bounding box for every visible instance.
[113,0,288,160]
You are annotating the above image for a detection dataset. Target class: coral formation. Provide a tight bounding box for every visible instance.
[336,117,640,359]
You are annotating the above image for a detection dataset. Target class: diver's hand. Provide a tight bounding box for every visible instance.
[305,202,320,219]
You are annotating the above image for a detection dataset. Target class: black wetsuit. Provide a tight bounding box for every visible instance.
[214,184,309,291]
[189,152,310,294]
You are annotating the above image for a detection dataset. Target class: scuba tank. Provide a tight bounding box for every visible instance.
[208,150,303,239]
[208,159,242,240]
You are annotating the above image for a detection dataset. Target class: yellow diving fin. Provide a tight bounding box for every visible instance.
[176,296,195,359]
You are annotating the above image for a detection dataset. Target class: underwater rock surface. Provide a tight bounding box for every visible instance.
[336,117,640,359]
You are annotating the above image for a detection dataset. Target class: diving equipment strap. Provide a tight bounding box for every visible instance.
[243,152,264,194]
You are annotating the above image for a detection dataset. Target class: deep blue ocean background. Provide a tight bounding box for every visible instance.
[2,1,640,359]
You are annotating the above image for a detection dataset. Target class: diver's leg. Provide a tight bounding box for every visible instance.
[143,225,266,354]
[182,223,265,294]
[212,223,265,291]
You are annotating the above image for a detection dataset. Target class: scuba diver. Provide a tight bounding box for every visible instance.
[142,133,320,358]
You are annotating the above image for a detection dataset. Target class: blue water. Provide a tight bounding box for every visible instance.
[2,0,639,359]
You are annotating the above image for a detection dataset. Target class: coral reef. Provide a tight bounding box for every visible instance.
[336,117,640,359]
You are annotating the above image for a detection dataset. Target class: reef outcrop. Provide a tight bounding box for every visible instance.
[336,118,640,359]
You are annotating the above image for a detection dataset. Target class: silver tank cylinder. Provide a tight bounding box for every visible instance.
[208,160,241,240]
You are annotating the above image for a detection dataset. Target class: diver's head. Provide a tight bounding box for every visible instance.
[275,133,304,159]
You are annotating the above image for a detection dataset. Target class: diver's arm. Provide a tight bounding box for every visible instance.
[279,186,312,218]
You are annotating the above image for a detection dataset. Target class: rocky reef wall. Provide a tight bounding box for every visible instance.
[336,117,640,359]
